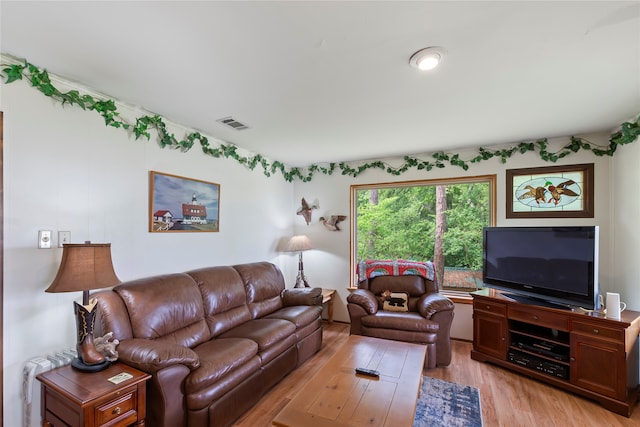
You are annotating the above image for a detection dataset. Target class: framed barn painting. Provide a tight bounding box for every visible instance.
[149,171,220,232]
[506,163,594,218]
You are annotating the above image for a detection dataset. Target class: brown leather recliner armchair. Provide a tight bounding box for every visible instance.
[347,274,454,369]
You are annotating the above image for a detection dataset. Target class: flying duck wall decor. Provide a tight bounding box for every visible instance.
[296,198,319,225]
[319,215,347,231]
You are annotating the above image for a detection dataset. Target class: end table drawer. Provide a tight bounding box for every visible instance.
[96,389,137,426]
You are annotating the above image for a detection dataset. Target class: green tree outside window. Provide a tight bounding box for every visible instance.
[351,176,496,290]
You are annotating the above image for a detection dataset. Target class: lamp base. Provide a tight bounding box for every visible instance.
[294,272,311,288]
[71,358,111,373]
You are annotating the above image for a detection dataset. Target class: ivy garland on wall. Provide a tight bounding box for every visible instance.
[2,58,639,183]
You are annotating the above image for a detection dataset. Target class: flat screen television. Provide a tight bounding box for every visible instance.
[482,226,599,310]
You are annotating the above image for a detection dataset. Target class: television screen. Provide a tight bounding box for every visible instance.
[482,226,599,309]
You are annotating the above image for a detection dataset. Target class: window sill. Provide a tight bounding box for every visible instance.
[441,290,474,304]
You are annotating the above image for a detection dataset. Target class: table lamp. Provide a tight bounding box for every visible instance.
[46,243,121,372]
[285,235,313,288]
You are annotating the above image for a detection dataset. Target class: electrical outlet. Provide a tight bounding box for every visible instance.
[38,230,52,249]
[58,231,71,247]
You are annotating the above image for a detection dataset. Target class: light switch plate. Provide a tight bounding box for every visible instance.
[38,230,52,249]
[58,231,71,247]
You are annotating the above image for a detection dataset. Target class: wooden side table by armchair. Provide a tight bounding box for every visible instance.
[37,362,150,427]
[321,288,336,323]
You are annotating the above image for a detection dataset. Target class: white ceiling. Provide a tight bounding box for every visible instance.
[2,1,639,167]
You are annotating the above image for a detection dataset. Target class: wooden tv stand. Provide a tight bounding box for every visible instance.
[471,288,640,416]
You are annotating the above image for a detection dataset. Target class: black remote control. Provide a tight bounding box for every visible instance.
[355,367,380,378]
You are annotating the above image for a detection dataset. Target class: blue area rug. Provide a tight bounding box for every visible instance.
[413,377,483,427]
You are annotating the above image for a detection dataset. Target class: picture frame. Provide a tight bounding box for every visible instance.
[506,163,594,218]
[149,171,220,232]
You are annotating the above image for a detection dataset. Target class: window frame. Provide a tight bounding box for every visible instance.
[349,175,497,290]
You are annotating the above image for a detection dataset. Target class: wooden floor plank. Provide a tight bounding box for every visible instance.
[233,322,640,427]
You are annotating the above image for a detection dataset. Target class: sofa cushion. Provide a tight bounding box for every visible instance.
[265,305,322,329]
[234,262,285,318]
[115,273,211,348]
[361,311,440,333]
[219,318,295,351]
[187,266,252,337]
[187,338,259,395]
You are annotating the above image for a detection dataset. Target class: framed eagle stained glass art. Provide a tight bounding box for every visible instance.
[506,163,594,218]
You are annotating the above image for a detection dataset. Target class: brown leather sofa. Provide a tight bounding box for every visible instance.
[94,262,323,427]
[347,274,454,369]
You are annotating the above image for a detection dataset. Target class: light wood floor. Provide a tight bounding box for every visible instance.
[233,321,640,427]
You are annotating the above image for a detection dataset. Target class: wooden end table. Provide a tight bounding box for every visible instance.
[321,288,336,323]
[37,362,150,427]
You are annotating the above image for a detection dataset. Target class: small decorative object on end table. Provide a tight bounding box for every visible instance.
[37,362,150,427]
[45,243,121,372]
[321,288,336,323]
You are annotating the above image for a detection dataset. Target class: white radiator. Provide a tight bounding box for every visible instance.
[22,348,76,427]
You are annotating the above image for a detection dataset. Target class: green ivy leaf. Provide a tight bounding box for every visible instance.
[2,57,638,182]
[2,64,25,83]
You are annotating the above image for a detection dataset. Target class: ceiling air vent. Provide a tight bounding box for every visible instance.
[216,116,249,131]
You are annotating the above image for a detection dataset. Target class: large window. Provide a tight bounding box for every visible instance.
[350,175,496,291]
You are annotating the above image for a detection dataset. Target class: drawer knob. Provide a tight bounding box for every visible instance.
[593,329,599,334]
[486,305,490,310]
[113,407,121,415]
[533,316,539,320]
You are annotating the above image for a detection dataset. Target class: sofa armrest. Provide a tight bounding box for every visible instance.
[417,293,455,319]
[116,338,200,374]
[346,289,378,314]
[282,287,323,306]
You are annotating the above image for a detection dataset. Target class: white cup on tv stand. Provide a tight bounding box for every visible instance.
[605,292,626,319]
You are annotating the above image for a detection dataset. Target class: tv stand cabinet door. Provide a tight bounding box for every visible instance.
[473,301,508,359]
[571,330,626,400]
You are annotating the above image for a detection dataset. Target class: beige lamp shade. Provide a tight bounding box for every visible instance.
[46,243,121,293]
[285,235,313,252]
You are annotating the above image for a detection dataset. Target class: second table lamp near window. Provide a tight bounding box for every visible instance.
[285,235,313,287]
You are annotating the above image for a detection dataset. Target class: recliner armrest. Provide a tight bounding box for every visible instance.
[281,287,323,306]
[116,338,200,373]
[347,289,378,314]
[417,293,455,319]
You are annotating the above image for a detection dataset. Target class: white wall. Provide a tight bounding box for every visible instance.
[292,136,623,339]
[1,81,296,427]
[611,139,640,310]
[3,70,638,426]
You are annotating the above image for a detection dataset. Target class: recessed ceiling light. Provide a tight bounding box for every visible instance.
[409,47,445,71]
